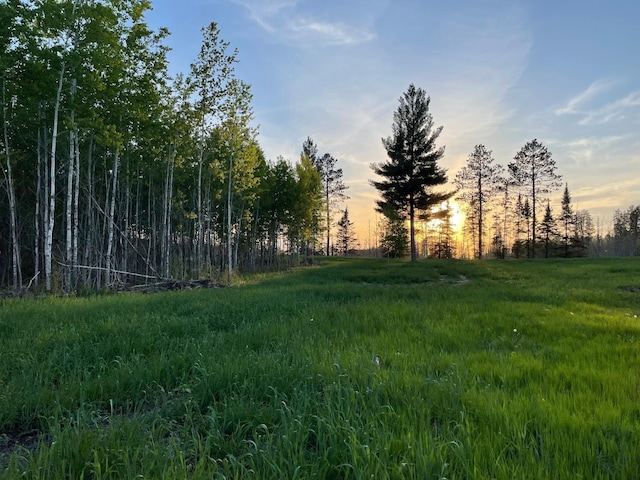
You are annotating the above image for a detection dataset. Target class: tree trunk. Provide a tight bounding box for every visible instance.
[409,198,417,262]
[2,75,22,290]
[45,61,66,291]
[72,123,80,283]
[162,146,174,279]
[105,147,120,286]
[34,124,43,288]
[83,134,95,287]
[227,149,233,284]
[196,141,204,279]
[478,176,483,259]
[65,124,75,291]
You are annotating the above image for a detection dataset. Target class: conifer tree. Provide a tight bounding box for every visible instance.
[454,144,504,258]
[540,201,558,258]
[560,184,574,257]
[371,84,452,261]
[509,139,562,258]
[336,207,357,255]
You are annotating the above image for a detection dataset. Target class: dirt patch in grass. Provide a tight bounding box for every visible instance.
[0,429,43,468]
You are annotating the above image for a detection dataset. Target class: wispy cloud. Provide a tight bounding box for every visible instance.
[578,90,640,125]
[554,79,640,126]
[230,0,375,46]
[551,134,627,166]
[554,79,616,115]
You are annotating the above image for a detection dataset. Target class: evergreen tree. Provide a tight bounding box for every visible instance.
[380,211,409,258]
[371,84,452,261]
[336,207,357,255]
[430,204,455,259]
[509,139,562,258]
[454,144,504,258]
[572,209,594,257]
[539,201,558,258]
[560,183,574,257]
[301,136,318,166]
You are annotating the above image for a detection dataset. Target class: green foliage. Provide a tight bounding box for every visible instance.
[1,258,640,477]
[380,212,409,258]
[371,84,452,261]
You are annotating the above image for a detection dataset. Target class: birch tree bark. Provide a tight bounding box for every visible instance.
[2,74,22,289]
[45,61,66,291]
[105,147,119,286]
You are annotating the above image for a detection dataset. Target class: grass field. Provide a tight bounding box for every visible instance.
[1,257,639,479]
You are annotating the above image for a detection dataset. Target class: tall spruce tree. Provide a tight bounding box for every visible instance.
[540,201,558,258]
[336,207,357,255]
[370,84,452,262]
[560,183,574,257]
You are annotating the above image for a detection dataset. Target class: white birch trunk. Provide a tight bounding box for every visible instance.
[73,124,80,281]
[162,146,175,279]
[2,75,22,289]
[227,149,233,284]
[34,125,42,288]
[65,127,74,291]
[105,147,119,286]
[45,61,66,291]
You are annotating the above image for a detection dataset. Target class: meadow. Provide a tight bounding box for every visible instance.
[1,257,639,479]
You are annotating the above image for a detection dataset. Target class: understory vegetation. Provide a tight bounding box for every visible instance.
[1,257,639,478]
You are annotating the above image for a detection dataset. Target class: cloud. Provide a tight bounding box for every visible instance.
[554,79,616,115]
[578,90,640,125]
[554,79,640,126]
[230,0,375,46]
[550,134,628,167]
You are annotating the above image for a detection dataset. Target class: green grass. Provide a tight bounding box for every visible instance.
[1,257,639,479]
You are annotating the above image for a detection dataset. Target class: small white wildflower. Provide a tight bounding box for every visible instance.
[513,328,517,333]
[310,318,314,322]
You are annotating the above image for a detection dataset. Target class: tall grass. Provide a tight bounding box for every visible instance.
[1,257,639,478]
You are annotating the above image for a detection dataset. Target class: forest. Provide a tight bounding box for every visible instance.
[1,0,638,294]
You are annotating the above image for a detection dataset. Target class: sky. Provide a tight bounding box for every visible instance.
[146,0,640,245]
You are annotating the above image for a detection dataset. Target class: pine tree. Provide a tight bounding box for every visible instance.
[454,144,504,258]
[371,84,452,261]
[509,139,562,258]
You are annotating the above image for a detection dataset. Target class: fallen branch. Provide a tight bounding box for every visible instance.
[56,262,165,281]
[25,271,40,291]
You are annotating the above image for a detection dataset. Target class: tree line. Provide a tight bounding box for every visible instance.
[370,84,638,260]
[0,0,351,293]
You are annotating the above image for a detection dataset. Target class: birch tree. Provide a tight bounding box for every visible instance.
[188,22,238,277]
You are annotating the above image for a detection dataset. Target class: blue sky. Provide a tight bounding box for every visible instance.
[147,0,639,241]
